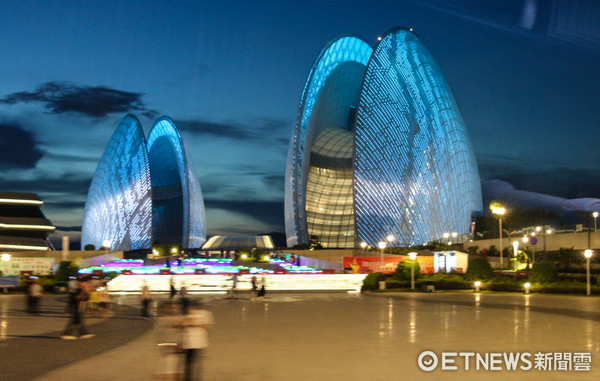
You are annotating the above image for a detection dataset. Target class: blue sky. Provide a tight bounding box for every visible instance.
[1,0,599,237]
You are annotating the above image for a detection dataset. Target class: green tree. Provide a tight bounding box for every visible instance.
[529,260,558,284]
[393,259,420,281]
[465,257,494,281]
[54,261,79,282]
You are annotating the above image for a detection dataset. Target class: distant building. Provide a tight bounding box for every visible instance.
[0,192,55,250]
[202,235,275,251]
[285,27,482,248]
[81,115,206,251]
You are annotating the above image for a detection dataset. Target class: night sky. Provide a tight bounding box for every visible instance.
[1,0,599,240]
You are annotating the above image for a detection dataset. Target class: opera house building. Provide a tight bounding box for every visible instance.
[284,27,482,248]
[81,115,206,251]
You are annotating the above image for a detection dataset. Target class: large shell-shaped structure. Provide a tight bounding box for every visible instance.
[147,117,206,249]
[285,28,482,248]
[82,115,206,250]
[81,114,152,250]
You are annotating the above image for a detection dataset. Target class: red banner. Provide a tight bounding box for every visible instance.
[343,256,434,274]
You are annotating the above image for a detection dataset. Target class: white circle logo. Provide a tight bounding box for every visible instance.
[418,351,438,372]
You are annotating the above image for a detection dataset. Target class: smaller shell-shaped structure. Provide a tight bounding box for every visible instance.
[81,114,152,250]
[147,117,206,248]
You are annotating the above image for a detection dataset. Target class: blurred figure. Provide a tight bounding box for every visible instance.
[257,275,266,299]
[28,278,43,314]
[170,277,177,299]
[66,276,78,313]
[176,302,214,381]
[140,282,152,318]
[179,286,190,315]
[155,301,184,380]
[61,278,94,339]
[97,283,112,316]
[251,275,258,297]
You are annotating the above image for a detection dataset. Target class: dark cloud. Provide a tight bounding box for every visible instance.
[262,174,285,191]
[0,123,44,170]
[0,173,91,195]
[204,198,284,230]
[175,117,290,142]
[176,120,253,140]
[478,154,600,199]
[0,81,156,118]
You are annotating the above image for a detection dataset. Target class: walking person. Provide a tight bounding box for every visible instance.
[176,302,214,381]
[28,278,43,314]
[61,279,94,339]
[66,276,78,313]
[141,282,152,318]
[257,275,266,299]
[251,275,258,298]
[179,285,190,315]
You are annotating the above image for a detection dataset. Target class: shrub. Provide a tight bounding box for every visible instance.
[362,272,384,291]
[84,244,95,250]
[393,259,420,281]
[54,261,79,282]
[417,273,471,290]
[465,257,494,281]
[487,276,522,292]
[529,261,558,284]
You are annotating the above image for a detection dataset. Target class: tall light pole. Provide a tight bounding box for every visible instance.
[386,235,394,254]
[584,249,593,296]
[409,252,417,290]
[593,212,598,232]
[491,203,506,268]
[513,240,519,271]
[378,242,386,273]
[360,242,367,252]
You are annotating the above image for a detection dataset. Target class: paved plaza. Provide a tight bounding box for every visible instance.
[0,291,599,380]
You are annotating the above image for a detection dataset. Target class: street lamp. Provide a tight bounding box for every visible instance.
[491,204,506,268]
[513,240,519,270]
[474,281,481,293]
[593,212,598,232]
[102,240,111,252]
[0,253,11,262]
[378,242,386,273]
[386,235,394,254]
[360,242,367,251]
[524,282,531,294]
[584,249,593,296]
[408,252,417,290]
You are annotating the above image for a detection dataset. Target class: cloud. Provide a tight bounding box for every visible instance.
[0,172,91,195]
[204,198,284,230]
[175,117,290,142]
[0,122,44,170]
[0,81,156,118]
[262,174,285,191]
[478,154,600,199]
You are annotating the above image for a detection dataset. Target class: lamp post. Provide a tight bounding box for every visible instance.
[360,242,367,252]
[409,252,417,290]
[512,240,519,271]
[491,204,506,268]
[378,242,386,273]
[584,249,593,296]
[593,212,598,232]
[386,235,394,254]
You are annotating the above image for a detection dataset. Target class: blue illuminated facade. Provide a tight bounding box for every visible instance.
[82,115,206,251]
[285,28,482,248]
[81,115,152,251]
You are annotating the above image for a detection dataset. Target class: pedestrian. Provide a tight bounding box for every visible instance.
[61,279,94,339]
[170,278,177,299]
[29,278,43,314]
[66,276,78,313]
[180,286,190,315]
[176,302,214,381]
[257,275,266,299]
[141,282,152,318]
[251,275,258,294]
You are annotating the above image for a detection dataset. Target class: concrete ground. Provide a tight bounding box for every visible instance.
[0,292,599,380]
